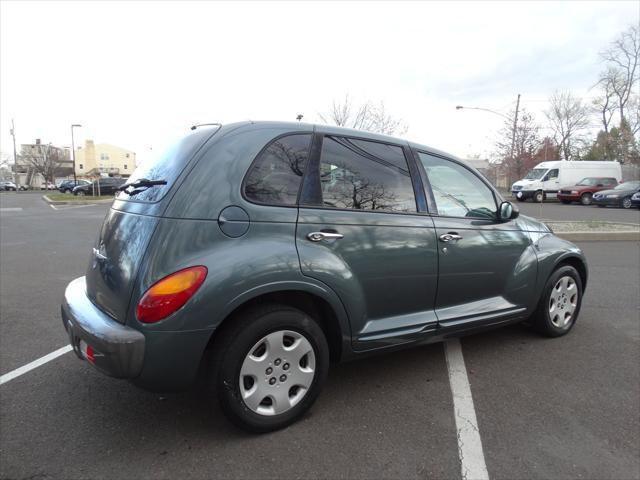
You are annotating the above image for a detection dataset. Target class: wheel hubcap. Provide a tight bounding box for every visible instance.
[549,276,578,328]
[239,330,316,416]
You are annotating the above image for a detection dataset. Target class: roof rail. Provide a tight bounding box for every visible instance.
[190,123,222,131]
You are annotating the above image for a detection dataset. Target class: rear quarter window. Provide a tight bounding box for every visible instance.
[243,133,312,206]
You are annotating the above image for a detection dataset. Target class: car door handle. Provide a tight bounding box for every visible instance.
[307,231,344,242]
[439,233,463,243]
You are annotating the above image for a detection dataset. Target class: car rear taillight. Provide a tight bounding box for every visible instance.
[136,266,207,323]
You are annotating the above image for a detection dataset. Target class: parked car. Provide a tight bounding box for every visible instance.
[557,177,618,205]
[72,177,125,196]
[631,191,640,209]
[592,181,640,209]
[0,181,17,191]
[58,179,91,194]
[40,182,56,190]
[62,121,588,432]
[511,160,621,203]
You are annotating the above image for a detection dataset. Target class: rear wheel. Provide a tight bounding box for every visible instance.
[76,190,85,196]
[580,193,592,205]
[531,265,583,337]
[621,197,632,209]
[210,304,329,433]
[533,191,545,203]
[64,188,72,194]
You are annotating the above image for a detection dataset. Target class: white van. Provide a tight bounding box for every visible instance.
[511,160,622,203]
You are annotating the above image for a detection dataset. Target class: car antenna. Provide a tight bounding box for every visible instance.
[190,123,222,130]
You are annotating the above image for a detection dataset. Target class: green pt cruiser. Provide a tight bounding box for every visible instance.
[62,121,588,432]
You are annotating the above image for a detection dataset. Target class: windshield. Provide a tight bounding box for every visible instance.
[577,178,599,186]
[116,128,217,203]
[524,168,547,180]
[615,181,640,190]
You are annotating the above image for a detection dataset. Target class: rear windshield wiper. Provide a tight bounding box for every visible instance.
[117,178,167,193]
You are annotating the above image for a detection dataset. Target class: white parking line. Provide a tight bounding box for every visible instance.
[49,203,96,210]
[445,338,490,480]
[0,207,23,212]
[0,345,72,385]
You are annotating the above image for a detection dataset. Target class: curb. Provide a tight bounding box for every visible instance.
[42,195,114,206]
[556,231,640,242]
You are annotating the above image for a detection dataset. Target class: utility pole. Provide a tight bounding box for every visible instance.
[10,119,17,181]
[509,94,521,162]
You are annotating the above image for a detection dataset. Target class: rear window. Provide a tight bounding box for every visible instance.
[117,128,216,202]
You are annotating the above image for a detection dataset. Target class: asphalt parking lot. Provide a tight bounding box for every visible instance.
[1,192,639,480]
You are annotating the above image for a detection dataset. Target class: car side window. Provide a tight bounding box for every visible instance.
[547,169,559,180]
[244,134,312,205]
[318,136,417,213]
[418,153,497,219]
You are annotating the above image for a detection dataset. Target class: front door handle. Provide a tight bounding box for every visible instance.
[307,231,344,242]
[439,233,463,243]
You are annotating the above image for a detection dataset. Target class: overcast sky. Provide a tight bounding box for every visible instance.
[1,1,638,164]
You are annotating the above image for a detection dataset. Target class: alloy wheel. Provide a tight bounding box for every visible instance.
[622,197,632,209]
[548,276,578,328]
[580,193,592,205]
[239,330,316,416]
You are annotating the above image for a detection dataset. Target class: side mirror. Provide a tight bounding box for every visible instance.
[499,201,519,222]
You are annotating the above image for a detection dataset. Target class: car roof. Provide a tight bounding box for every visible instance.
[216,120,460,161]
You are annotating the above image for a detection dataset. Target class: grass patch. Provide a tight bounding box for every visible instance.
[46,193,114,201]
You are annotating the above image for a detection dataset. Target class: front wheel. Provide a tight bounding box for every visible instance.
[580,193,592,205]
[531,265,583,337]
[621,197,632,209]
[211,304,329,433]
[533,191,545,203]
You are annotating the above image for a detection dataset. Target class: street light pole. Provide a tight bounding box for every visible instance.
[455,105,510,120]
[71,124,82,184]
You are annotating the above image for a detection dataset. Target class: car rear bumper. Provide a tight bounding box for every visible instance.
[61,276,145,378]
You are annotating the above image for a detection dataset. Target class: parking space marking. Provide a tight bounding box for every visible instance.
[0,345,72,385]
[445,338,489,480]
[49,203,96,210]
[0,207,23,212]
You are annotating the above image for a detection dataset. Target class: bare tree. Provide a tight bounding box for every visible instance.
[600,25,639,125]
[494,107,542,182]
[592,73,618,134]
[20,144,66,185]
[545,90,590,161]
[319,95,408,136]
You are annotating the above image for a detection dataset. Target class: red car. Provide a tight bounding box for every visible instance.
[557,177,618,205]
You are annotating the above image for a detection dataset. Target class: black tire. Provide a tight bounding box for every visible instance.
[210,304,329,433]
[533,191,545,203]
[560,200,571,205]
[580,193,593,205]
[531,265,583,338]
[621,197,632,209]
[515,196,525,202]
[64,188,72,194]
